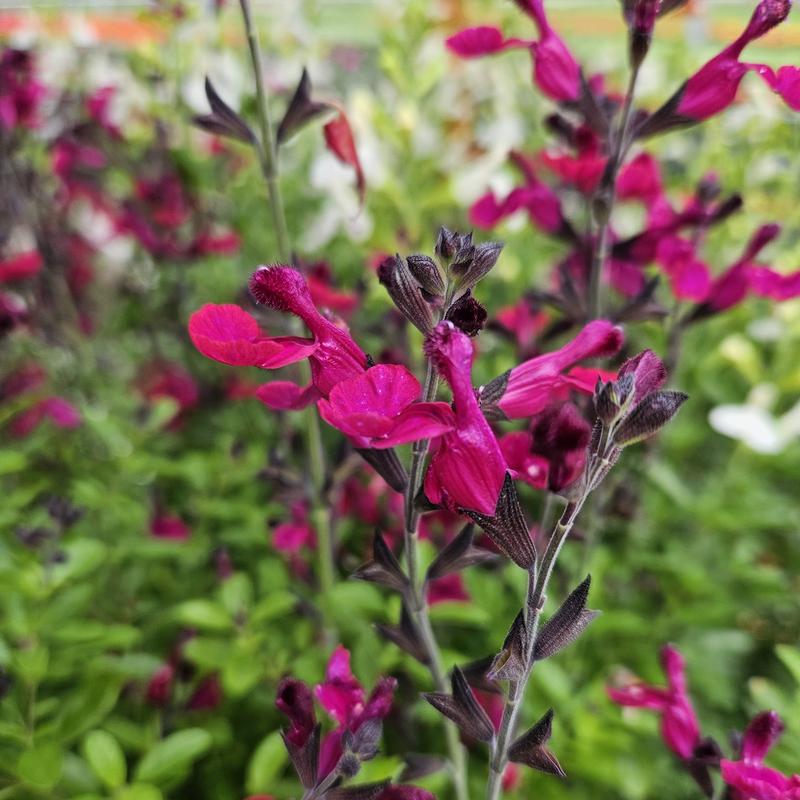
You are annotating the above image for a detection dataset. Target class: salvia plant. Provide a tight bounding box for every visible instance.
[2,0,799,798]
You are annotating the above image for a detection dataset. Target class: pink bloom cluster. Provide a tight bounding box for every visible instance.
[189,266,623,516]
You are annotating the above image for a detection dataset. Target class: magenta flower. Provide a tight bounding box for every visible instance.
[150,514,191,541]
[145,663,174,707]
[272,503,316,554]
[760,64,800,110]
[486,319,623,420]
[655,237,712,302]
[675,0,793,121]
[189,303,318,369]
[469,152,564,234]
[427,572,471,606]
[503,402,591,493]
[0,250,43,283]
[608,644,701,760]
[0,49,46,131]
[721,711,800,800]
[318,364,455,449]
[314,645,398,776]
[138,361,199,429]
[423,322,508,515]
[249,266,367,396]
[188,674,222,710]
[617,349,667,404]
[9,397,82,438]
[495,299,548,349]
[446,0,581,103]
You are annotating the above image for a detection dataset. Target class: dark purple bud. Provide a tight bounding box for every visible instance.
[435,226,460,259]
[626,0,659,67]
[594,379,621,425]
[337,752,362,779]
[15,526,54,549]
[281,724,320,789]
[349,717,383,762]
[426,524,496,582]
[445,293,488,337]
[45,496,83,528]
[479,370,510,421]
[462,473,537,570]
[741,224,781,263]
[708,194,743,225]
[355,448,408,493]
[423,666,495,743]
[534,575,599,661]
[451,241,503,297]
[508,708,566,777]
[406,254,445,297]
[376,604,429,664]
[617,349,666,405]
[488,610,528,681]
[276,677,317,747]
[379,255,435,334]
[193,77,255,143]
[276,68,333,144]
[613,390,688,446]
[352,530,409,593]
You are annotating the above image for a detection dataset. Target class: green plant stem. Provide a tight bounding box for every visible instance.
[237,0,336,630]
[587,65,640,321]
[403,358,470,800]
[485,496,586,800]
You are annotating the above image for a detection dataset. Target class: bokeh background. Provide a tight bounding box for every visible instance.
[1,1,799,799]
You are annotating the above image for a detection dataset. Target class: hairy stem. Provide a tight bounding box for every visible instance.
[587,65,640,321]
[238,0,336,631]
[403,358,470,800]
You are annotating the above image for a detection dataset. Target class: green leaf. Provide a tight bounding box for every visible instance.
[134,729,213,787]
[83,730,126,789]
[776,645,800,685]
[117,784,164,800]
[17,742,64,789]
[174,600,232,631]
[245,731,288,794]
[13,644,49,684]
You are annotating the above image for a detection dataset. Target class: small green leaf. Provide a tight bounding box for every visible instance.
[83,730,126,789]
[135,729,213,786]
[174,600,232,631]
[245,731,288,793]
[117,784,164,800]
[17,742,64,789]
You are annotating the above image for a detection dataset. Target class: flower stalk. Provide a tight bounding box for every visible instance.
[237,0,336,621]
[403,356,471,800]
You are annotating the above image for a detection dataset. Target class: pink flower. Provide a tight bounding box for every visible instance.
[189,303,318,369]
[314,645,397,776]
[503,402,591,493]
[150,514,191,541]
[249,266,367,396]
[138,361,199,428]
[86,86,121,137]
[427,573,471,605]
[608,644,701,760]
[760,64,800,110]
[318,364,455,449]
[495,299,548,349]
[276,677,317,748]
[617,153,664,206]
[0,49,46,131]
[188,674,222,710]
[490,320,623,420]
[676,0,793,121]
[446,0,581,103]
[469,153,564,233]
[721,711,800,800]
[655,237,711,302]
[0,250,43,283]
[272,503,316,554]
[9,397,82,438]
[423,322,507,515]
[146,663,174,706]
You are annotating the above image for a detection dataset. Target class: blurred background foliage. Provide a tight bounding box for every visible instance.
[1,1,799,799]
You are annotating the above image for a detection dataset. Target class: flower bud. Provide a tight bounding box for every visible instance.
[628,0,659,68]
[406,253,445,298]
[613,389,688,446]
[378,254,435,333]
[449,240,503,298]
[445,292,487,337]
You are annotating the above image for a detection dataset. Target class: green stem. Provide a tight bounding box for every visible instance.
[403,358,470,800]
[588,65,640,321]
[237,0,336,632]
